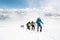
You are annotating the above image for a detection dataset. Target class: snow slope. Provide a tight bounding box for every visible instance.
[0,21,54,40]
[0,8,60,40]
[0,18,60,40]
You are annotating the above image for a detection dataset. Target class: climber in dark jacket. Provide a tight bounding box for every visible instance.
[26,21,31,30]
[31,21,35,30]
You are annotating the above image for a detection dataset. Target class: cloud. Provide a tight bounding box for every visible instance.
[0,7,60,21]
[23,0,60,12]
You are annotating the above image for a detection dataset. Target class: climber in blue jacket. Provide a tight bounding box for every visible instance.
[36,17,43,32]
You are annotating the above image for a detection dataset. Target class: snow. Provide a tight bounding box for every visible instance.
[0,8,60,40]
[0,21,53,40]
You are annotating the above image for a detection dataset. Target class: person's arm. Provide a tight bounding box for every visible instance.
[40,20,43,24]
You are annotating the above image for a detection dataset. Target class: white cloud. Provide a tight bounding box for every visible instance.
[0,7,60,21]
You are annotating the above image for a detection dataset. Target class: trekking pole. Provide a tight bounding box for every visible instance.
[42,23,45,32]
[43,23,44,27]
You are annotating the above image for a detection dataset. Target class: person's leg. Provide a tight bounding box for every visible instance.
[27,26,30,30]
[32,25,34,30]
[40,25,42,32]
[32,26,33,30]
[34,26,35,30]
[37,25,39,32]
[29,26,30,30]
[33,25,35,30]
